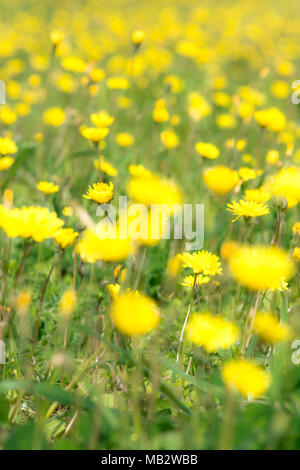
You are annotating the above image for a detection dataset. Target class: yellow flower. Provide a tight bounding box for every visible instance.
[106,283,121,299]
[254,311,293,343]
[187,312,239,352]
[244,187,271,203]
[76,224,132,263]
[229,245,294,291]
[94,156,118,176]
[181,274,210,288]
[0,137,18,155]
[227,199,269,222]
[271,167,300,208]
[213,92,231,107]
[220,241,239,261]
[116,132,134,147]
[292,247,300,262]
[127,175,182,207]
[90,111,114,128]
[43,107,65,127]
[254,107,286,132]
[0,206,64,242]
[82,182,114,205]
[110,291,160,336]
[16,290,32,313]
[153,107,169,123]
[59,289,77,317]
[266,150,280,165]
[0,157,14,171]
[166,254,182,279]
[292,222,300,235]
[216,113,237,129]
[164,75,184,94]
[0,107,17,125]
[81,127,109,143]
[37,181,59,195]
[188,92,211,122]
[160,129,179,149]
[61,56,86,73]
[128,164,152,178]
[106,77,130,90]
[89,68,106,83]
[180,250,222,276]
[271,80,289,99]
[3,188,13,207]
[222,359,271,399]
[238,167,262,182]
[50,30,65,46]
[132,30,145,45]
[62,206,73,217]
[202,166,239,195]
[195,142,219,159]
[55,228,78,249]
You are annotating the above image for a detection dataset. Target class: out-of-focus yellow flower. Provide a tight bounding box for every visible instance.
[292,247,300,262]
[271,80,289,99]
[229,245,294,291]
[43,107,66,127]
[127,175,182,207]
[89,68,106,83]
[106,77,130,90]
[16,290,32,313]
[170,114,180,126]
[271,166,300,208]
[254,311,293,343]
[50,30,65,46]
[266,150,280,165]
[76,224,133,263]
[180,250,222,276]
[277,61,294,76]
[153,106,169,123]
[202,166,239,195]
[106,283,121,298]
[55,228,78,249]
[195,142,219,159]
[292,222,300,235]
[188,92,211,122]
[83,182,114,205]
[90,111,114,128]
[61,56,86,73]
[160,129,179,149]
[28,74,41,87]
[34,132,44,143]
[37,181,59,195]
[3,188,13,208]
[94,156,118,176]
[164,75,184,93]
[62,206,73,217]
[116,132,134,147]
[238,86,265,106]
[0,157,14,171]
[110,291,160,336]
[214,92,231,107]
[222,359,271,399]
[132,30,145,45]
[238,167,262,182]
[0,137,17,155]
[81,126,109,143]
[181,274,210,288]
[16,102,30,116]
[56,73,77,94]
[117,96,132,108]
[216,113,237,129]
[187,312,239,352]
[244,187,271,203]
[128,164,152,178]
[254,107,286,132]
[227,199,269,222]
[59,289,77,317]
[220,241,239,261]
[166,254,182,279]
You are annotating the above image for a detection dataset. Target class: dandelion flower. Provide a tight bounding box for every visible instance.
[0,157,14,171]
[43,107,65,127]
[180,250,222,276]
[227,199,269,222]
[181,274,210,288]
[222,359,271,399]
[37,181,59,195]
[0,137,18,155]
[82,182,114,205]
[195,142,219,159]
[202,166,239,195]
[254,311,293,343]
[116,133,134,147]
[55,228,78,249]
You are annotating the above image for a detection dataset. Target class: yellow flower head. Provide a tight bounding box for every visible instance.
[160,129,179,149]
[0,157,15,171]
[166,254,182,280]
[181,274,210,288]
[50,30,65,46]
[81,127,109,143]
[16,290,32,313]
[106,77,130,90]
[127,175,182,207]
[254,107,286,132]
[292,247,300,262]
[132,30,145,45]
[153,106,169,123]
[62,206,73,217]
[90,110,114,128]
[61,56,86,73]
[110,291,160,336]
[180,250,222,276]
[106,283,121,299]
[188,92,211,122]
[0,137,18,155]
[216,113,237,129]
[202,166,239,195]
[254,311,293,343]
[55,228,78,249]
[244,187,271,203]
[271,166,300,208]
[128,164,152,178]
[59,289,77,317]
[238,167,262,182]
[76,224,133,263]
[222,359,271,399]
[227,199,269,222]
[195,142,219,159]
[116,132,134,147]
[229,245,294,291]
[43,107,66,127]
[94,156,118,177]
[220,241,239,261]
[83,182,114,205]
[187,312,239,352]
[292,222,300,235]
[37,181,59,195]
